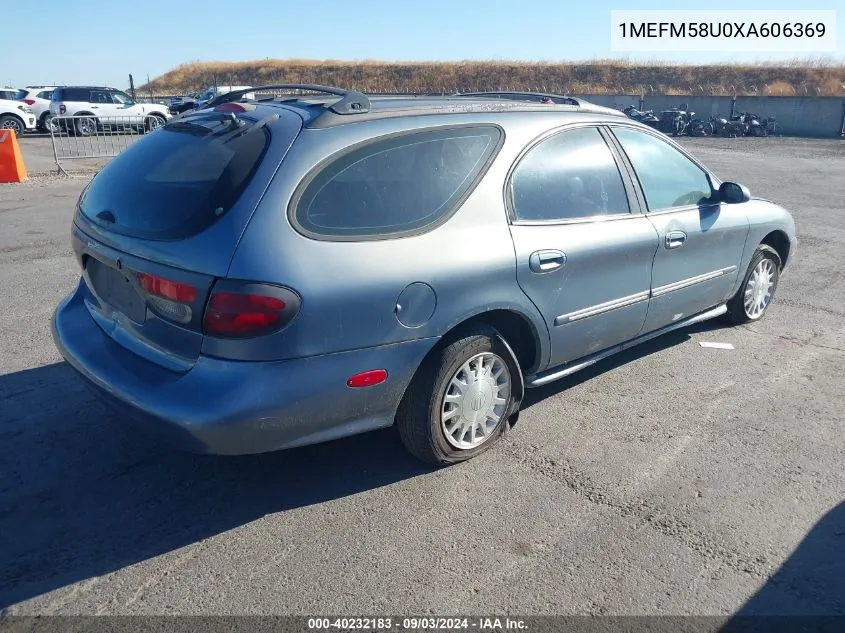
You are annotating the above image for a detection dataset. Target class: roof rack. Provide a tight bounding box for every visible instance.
[454,91,582,106]
[205,84,370,114]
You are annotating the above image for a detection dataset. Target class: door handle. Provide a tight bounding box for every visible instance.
[529,249,566,273]
[665,230,687,249]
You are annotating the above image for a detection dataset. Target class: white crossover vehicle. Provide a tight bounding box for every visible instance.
[49,86,171,136]
[0,99,36,136]
[19,86,56,132]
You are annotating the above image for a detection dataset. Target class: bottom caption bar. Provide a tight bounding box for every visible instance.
[1,616,844,633]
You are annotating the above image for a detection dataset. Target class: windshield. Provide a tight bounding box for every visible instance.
[112,91,134,105]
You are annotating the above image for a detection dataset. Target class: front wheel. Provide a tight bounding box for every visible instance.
[396,326,518,465]
[0,115,24,137]
[724,246,782,324]
[144,114,166,133]
[75,116,97,137]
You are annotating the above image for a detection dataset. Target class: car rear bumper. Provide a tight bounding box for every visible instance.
[52,281,437,455]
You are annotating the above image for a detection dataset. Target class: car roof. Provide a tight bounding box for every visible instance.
[283,95,625,129]
[197,86,626,130]
[54,86,117,92]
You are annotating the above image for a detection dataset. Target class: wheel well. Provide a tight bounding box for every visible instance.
[452,309,539,373]
[0,113,24,125]
[761,230,790,269]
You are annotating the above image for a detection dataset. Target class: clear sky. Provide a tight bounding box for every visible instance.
[2,0,842,90]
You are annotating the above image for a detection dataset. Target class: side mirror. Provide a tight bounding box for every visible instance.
[719,181,751,204]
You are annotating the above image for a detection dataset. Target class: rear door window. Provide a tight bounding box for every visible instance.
[510,126,631,222]
[78,114,271,240]
[291,126,503,239]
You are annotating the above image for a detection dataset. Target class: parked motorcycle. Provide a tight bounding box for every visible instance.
[709,115,730,136]
[659,104,693,136]
[762,116,778,136]
[623,105,660,129]
[727,112,750,137]
[743,112,766,136]
[687,116,714,137]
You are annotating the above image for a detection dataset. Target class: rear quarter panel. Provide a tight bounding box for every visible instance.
[219,112,604,369]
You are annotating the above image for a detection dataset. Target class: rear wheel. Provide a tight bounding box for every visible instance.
[38,112,51,133]
[396,326,518,465]
[724,245,781,324]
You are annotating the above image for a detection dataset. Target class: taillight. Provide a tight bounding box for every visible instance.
[23,99,35,105]
[203,284,299,338]
[137,272,198,324]
[138,272,197,302]
[59,104,66,114]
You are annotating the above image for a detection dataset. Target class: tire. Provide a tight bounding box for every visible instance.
[396,325,519,465]
[75,116,97,137]
[144,114,166,133]
[724,245,782,325]
[38,112,51,133]
[0,115,25,137]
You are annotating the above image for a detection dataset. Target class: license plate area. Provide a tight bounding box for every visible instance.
[85,257,147,324]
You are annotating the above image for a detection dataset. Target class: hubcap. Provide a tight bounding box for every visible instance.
[441,352,511,450]
[148,116,163,130]
[1,120,21,134]
[744,258,777,319]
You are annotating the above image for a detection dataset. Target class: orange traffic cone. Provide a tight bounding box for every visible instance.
[0,129,27,183]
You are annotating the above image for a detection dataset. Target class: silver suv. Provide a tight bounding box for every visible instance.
[52,85,797,465]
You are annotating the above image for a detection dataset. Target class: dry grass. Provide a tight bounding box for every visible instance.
[141,58,845,97]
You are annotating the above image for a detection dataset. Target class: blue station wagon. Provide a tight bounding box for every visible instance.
[52,85,798,464]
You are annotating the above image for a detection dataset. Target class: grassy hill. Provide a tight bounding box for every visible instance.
[140,58,845,97]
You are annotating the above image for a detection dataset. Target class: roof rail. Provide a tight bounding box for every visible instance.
[454,91,581,106]
[205,84,370,114]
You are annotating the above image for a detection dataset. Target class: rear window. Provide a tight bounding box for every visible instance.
[290,126,502,240]
[53,88,91,102]
[78,115,270,240]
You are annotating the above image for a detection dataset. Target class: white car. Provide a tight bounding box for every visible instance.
[18,86,56,132]
[49,86,171,136]
[0,99,37,136]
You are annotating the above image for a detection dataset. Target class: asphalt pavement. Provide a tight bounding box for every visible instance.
[0,137,843,616]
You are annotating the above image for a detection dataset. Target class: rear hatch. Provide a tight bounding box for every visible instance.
[71,106,303,371]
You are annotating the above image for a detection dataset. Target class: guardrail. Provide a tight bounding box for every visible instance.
[48,114,166,174]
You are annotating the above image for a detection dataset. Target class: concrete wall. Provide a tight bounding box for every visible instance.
[576,94,845,138]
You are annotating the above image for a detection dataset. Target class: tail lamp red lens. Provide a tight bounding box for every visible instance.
[23,99,35,105]
[204,291,287,337]
[137,272,197,303]
[347,370,388,388]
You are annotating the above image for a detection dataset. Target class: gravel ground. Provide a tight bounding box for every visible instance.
[0,136,842,617]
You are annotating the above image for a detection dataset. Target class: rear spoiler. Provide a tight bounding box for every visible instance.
[204,84,371,115]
